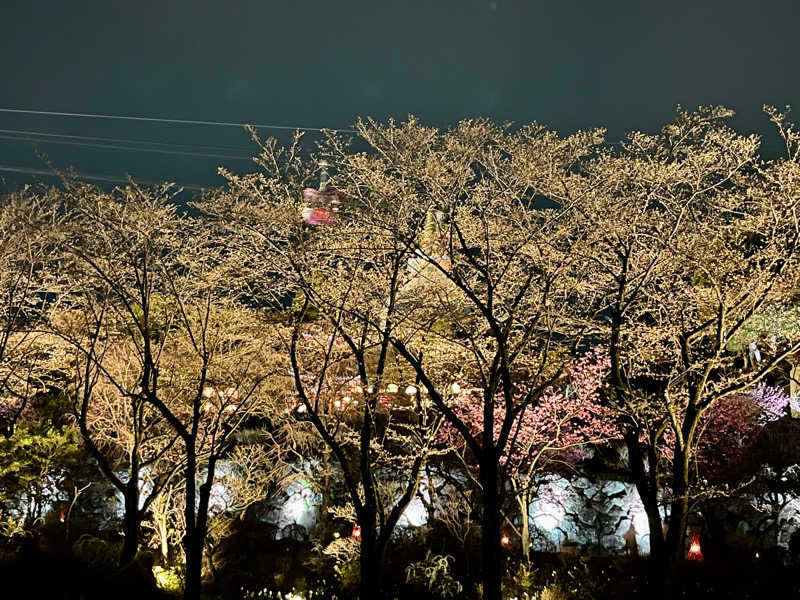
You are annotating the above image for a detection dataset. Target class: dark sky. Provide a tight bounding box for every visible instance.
[1,0,798,191]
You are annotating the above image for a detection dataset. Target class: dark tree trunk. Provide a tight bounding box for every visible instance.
[183,455,217,600]
[624,434,666,591]
[183,529,204,600]
[359,513,384,599]
[182,448,199,600]
[661,450,691,599]
[479,456,502,600]
[119,475,141,566]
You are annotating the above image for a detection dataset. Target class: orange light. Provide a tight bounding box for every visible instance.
[687,532,703,561]
[351,524,361,540]
[500,533,511,547]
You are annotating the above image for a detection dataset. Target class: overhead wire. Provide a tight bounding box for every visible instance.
[0,133,254,161]
[0,127,259,153]
[0,164,207,190]
[0,106,358,190]
[0,107,358,134]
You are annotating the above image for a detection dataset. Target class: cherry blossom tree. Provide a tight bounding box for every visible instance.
[199,155,447,597]
[48,180,282,600]
[696,382,790,480]
[0,188,64,438]
[575,105,800,594]
[440,349,617,562]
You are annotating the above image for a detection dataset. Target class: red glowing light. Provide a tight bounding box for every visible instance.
[351,524,361,540]
[687,533,703,561]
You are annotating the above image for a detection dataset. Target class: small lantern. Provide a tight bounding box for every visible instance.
[500,533,511,548]
[351,524,361,540]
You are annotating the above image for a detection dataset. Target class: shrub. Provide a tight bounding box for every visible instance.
[404,551,463,599]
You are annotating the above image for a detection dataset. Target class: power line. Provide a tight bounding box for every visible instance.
[0,127,257,153]
[0,164,207,190]
[0,107,357,134]
[0,133,253,161]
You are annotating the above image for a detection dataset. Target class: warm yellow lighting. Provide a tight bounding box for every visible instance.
[405,385,417,395]
[386,384,399,393]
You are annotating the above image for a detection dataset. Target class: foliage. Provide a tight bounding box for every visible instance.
[697,383,790,478]
[71,535,122,569]
[0,397,81,528]
[440,349,615,471]
[726,304,800,353]
[152,564,186,595]
[404,551,463,598]
[502,560,608,600]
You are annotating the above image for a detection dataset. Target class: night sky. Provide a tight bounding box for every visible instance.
[1,0,798,192]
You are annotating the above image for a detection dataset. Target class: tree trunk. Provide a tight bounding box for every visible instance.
[662,450,691,599]
[184,456,218,600]
[359,512,383,599]
[480,456,502,600]
[183,449,200,600]
[119,479,141,566]
[518,491,531,564]
[183,530,203,600]
[624,434,666,592]
[158,515,169,560]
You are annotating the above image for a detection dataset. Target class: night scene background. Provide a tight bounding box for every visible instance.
[2,0,799,189]
[2,2,800,600]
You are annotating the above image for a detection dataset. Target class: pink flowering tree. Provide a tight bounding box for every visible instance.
[440,350,617,561]
[695,382,790,481]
